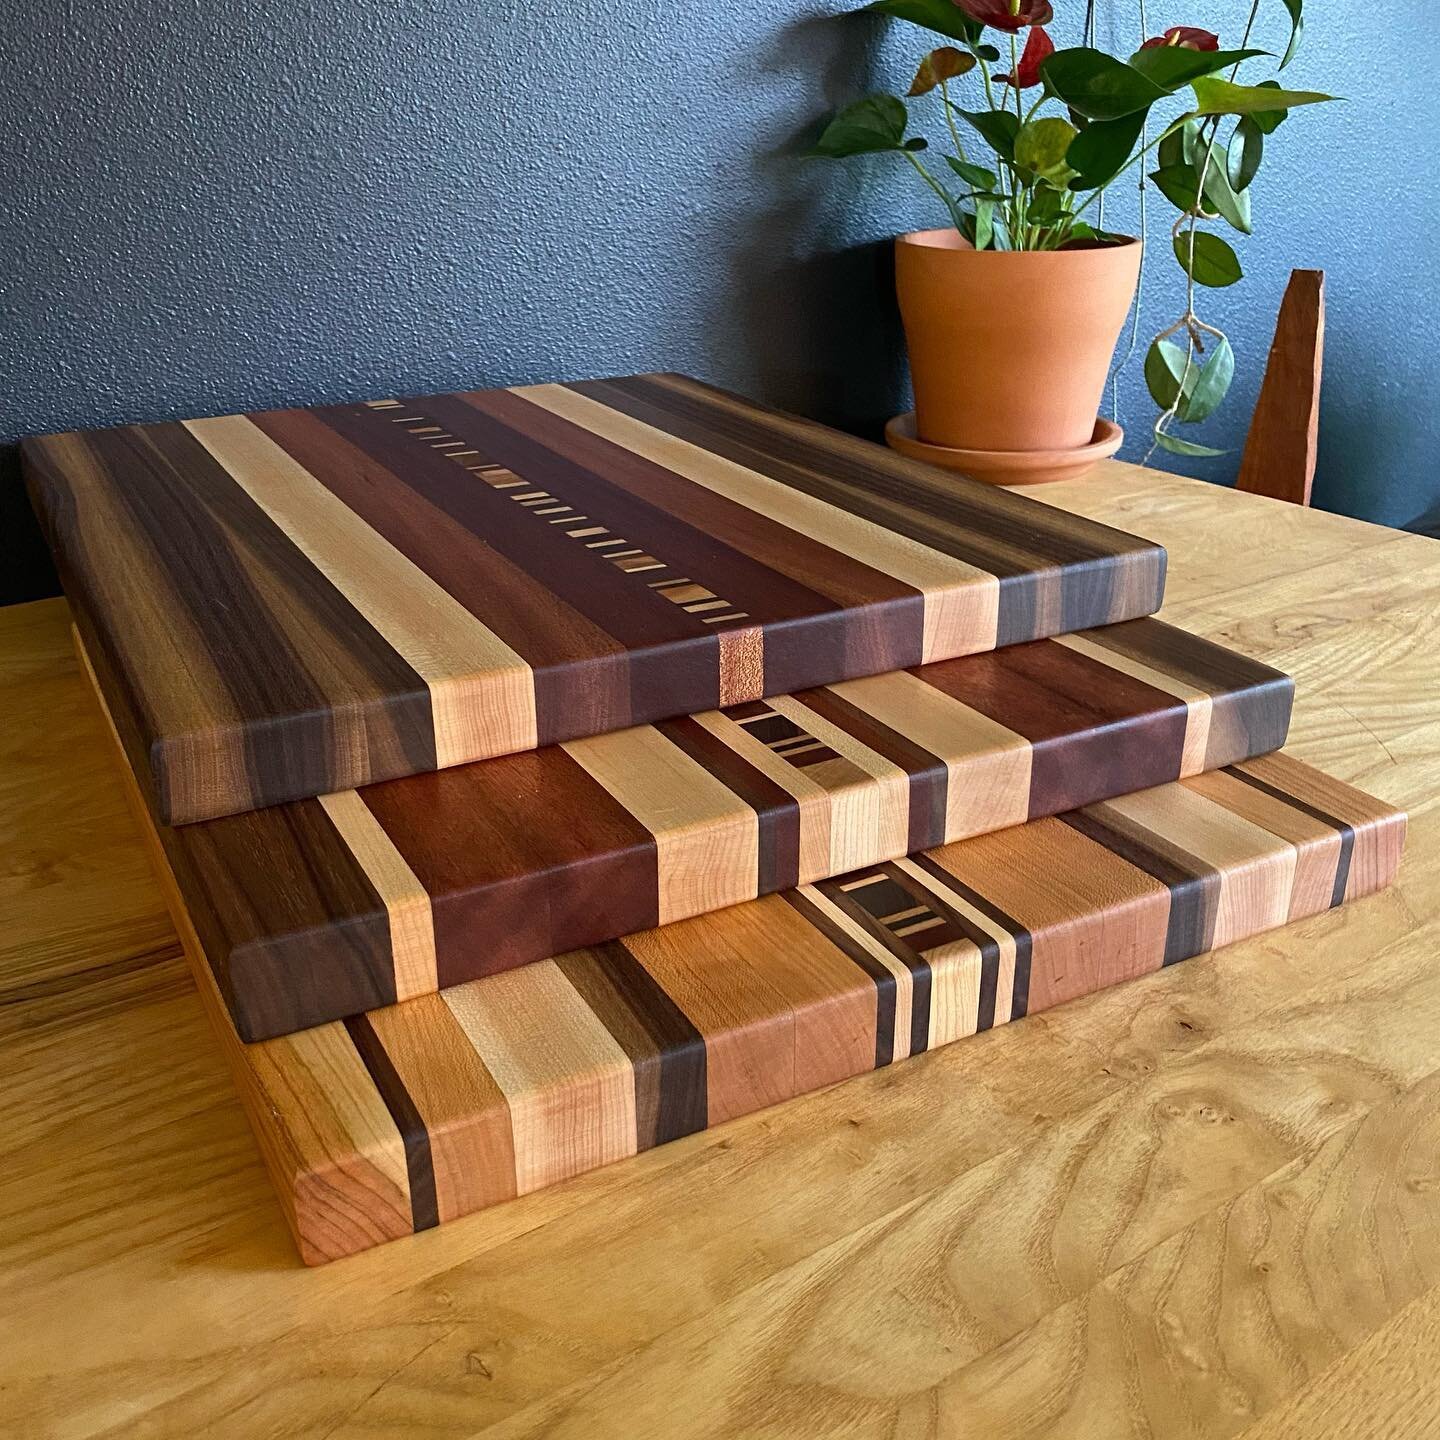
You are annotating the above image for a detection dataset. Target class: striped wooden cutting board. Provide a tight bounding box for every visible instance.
[143,745,1404,1265]
[27,373,1167,824]
[78,618,1292,1040]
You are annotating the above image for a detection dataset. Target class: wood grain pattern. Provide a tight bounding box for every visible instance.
[3,469,1437,1440]
[80,617,1291,1041]
[90,622,1401,1262]
[23,373,1167,823]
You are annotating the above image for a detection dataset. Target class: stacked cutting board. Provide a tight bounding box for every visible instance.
[23,372,1405,1265]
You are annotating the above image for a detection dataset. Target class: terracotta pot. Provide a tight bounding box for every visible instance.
[895,228,1142,453]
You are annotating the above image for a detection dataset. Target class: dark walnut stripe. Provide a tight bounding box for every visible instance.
[106,615,1295,1041]
[656,715,803,895]
[558,942,709,1149]
[74,607,400,1039]
[170,751,1404,1264]
[1060,808,1222,965]
[1228,766,1355,907]
[343,1014,439,1233]
[27,371,1168,822]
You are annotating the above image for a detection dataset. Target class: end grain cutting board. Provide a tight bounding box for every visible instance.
[110,698,1404,1263]
[27,373,1166,823]
[77,619,1291,1039]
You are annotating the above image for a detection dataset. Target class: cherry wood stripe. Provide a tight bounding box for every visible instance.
[26,372,1167,822]
[137,744,1403,1264]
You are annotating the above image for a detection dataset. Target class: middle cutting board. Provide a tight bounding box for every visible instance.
[85,617,1294,1040]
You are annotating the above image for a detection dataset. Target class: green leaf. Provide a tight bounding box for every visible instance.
[1149,163,1200,213]
[945,155,997,190]
[1145,340,1196,411]
[1066,110,1146,188]
[974,197,995,251]
[902,136,930,151]
[1015,117,1079,186]
[1191,76,1334,117]
[1127,46,1266,92]
[975,43,1001,62]
[1227,115,1263,191]
[1041,48,1169,121]
[957,108,1020,161]
[1183,336,1235,422]
[1280,0,1304,69]
[1155,115,1201,171]
[807,95,908,158]
[1173,229,1244,287]
[908,46,976,97]
[1250,81,1290,134]
[1026,186,1066,223]
[1182,115,1204,164]
[1153,429,1228,458]
[861,0,981,45]
[1204,155,1252,234]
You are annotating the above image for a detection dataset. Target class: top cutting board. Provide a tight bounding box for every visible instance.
[24,372,1167,824]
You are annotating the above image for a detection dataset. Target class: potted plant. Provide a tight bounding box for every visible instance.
[809,0,1330,481]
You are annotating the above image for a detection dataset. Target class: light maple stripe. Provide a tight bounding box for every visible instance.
[766,694,911,875]
[183,414,539,767]
[826,669,1033,839]
[1183,767,1343,919]
[441,961,638,1195]
[795,883,917,1062]
[513,383,1001,663]
[562,725,761,924]
[892,854,1022,1034]
[1093,783,1297,949]
[317,790,438,1003]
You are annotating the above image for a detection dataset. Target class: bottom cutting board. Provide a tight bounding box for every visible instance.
[91,648,1406,1264]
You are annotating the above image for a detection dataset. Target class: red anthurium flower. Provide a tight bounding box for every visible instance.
[998,25,1054,86]
[952,0,1054,32]
[1139,25,1220,51]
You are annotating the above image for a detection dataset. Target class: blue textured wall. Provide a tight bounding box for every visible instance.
[2,1,1437,603]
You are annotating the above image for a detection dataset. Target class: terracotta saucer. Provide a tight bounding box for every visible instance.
[884,413,1124,486]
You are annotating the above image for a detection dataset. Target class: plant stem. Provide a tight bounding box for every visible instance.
[979,56,997,110]
[1235,0,1263,66]
[940,78,967,160]
[903,149,959,223]
[1009,33,1023,122]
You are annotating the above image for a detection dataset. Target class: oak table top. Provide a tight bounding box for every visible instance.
[4,460,1440,1440]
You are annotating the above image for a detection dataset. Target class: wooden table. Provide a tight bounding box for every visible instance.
[4,462,1439,1439]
